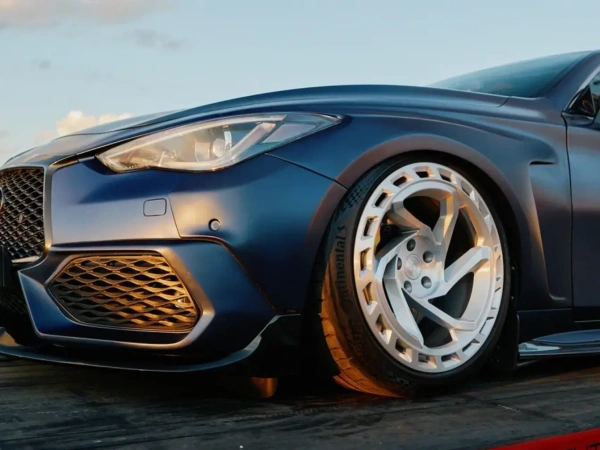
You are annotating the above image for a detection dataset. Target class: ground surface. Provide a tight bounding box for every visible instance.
[1,355,600,450]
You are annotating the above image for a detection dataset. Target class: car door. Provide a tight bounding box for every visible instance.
[566,70,600,320]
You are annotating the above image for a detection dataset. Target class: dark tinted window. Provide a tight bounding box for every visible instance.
[430,51,591,98]
[579,73,600,118]
[591,73,600,108]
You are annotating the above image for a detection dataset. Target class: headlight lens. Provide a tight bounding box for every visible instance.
[97,113,340,172]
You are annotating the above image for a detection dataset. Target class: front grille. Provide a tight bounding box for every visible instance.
[48,255,200,332]
[0,168,45,260]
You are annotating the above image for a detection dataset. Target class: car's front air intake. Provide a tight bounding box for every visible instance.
[0,286,29,317]
[0,168,45,260]
[48,255,200,332]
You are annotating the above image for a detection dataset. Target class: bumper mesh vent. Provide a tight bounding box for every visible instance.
[0,287,28,317]
[49,255,199,332]
[0,168,45,260]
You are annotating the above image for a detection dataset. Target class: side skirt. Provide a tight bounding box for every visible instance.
[519,328,600,360]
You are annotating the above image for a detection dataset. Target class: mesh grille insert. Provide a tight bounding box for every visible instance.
[49,255,200,332]
[0,168,45,260]
[0,287,28,317]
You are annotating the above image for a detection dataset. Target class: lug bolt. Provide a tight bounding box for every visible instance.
[422,277,432,289]
[404,281,412,293]
[423,251,434,263]
[397,258,402,270]
[407,239,416,251]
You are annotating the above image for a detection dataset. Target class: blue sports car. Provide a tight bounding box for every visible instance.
[1,50,600,397]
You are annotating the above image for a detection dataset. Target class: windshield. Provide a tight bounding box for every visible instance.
[430,51,591,98]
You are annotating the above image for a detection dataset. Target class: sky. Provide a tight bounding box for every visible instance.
[1,0,599,162]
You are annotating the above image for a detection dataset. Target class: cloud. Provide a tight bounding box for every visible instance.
[33,110,134,145]
[35,129,56,144]
[33,59,51,70]
[128,29,183,50]
[0,130,15,163]
[0,0,172,28]
[0,148,16,162]
[82,0,172,23]
[0,0,63,27]
[55,110,133,137]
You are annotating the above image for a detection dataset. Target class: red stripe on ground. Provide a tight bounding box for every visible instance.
[492,428,600,450]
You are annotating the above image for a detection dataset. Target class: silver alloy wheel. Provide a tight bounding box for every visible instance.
[353,162,503,374]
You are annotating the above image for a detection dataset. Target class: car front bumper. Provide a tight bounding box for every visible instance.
[0,151,342,371]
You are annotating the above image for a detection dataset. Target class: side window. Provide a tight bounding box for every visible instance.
[571,72,600,119]
[592,74,600,120]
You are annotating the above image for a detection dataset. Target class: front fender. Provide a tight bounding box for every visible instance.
[271,112,571,313]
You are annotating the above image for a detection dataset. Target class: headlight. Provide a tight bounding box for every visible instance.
[97,113,340,173]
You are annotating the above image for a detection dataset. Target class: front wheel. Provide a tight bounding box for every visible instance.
[313,157,511,396]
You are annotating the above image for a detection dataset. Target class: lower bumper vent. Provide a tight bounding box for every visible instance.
[0,287,28,317]
[48,255,200,332]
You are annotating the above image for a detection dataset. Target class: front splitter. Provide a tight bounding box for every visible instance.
[0,326,261,372]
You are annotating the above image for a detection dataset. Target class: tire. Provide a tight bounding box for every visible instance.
[309,155,511,397]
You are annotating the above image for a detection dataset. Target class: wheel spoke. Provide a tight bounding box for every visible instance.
[407,295,478,332]
[432,191,459,253]
[374,240,402,275]
[387,203,438,243]
[386,201,425,229]
[438,246,491,297]
[372,236,424,348]
[386,282,424,347]
[373,234,415,280]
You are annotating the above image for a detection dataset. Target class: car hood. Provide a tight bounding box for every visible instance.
[4,84,510,168]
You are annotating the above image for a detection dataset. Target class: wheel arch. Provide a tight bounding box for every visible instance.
[301,136,526,362]
[306,133,525,297]
[300,137,527,381]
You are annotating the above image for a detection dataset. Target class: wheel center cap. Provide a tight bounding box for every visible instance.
[404,254,422,280]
